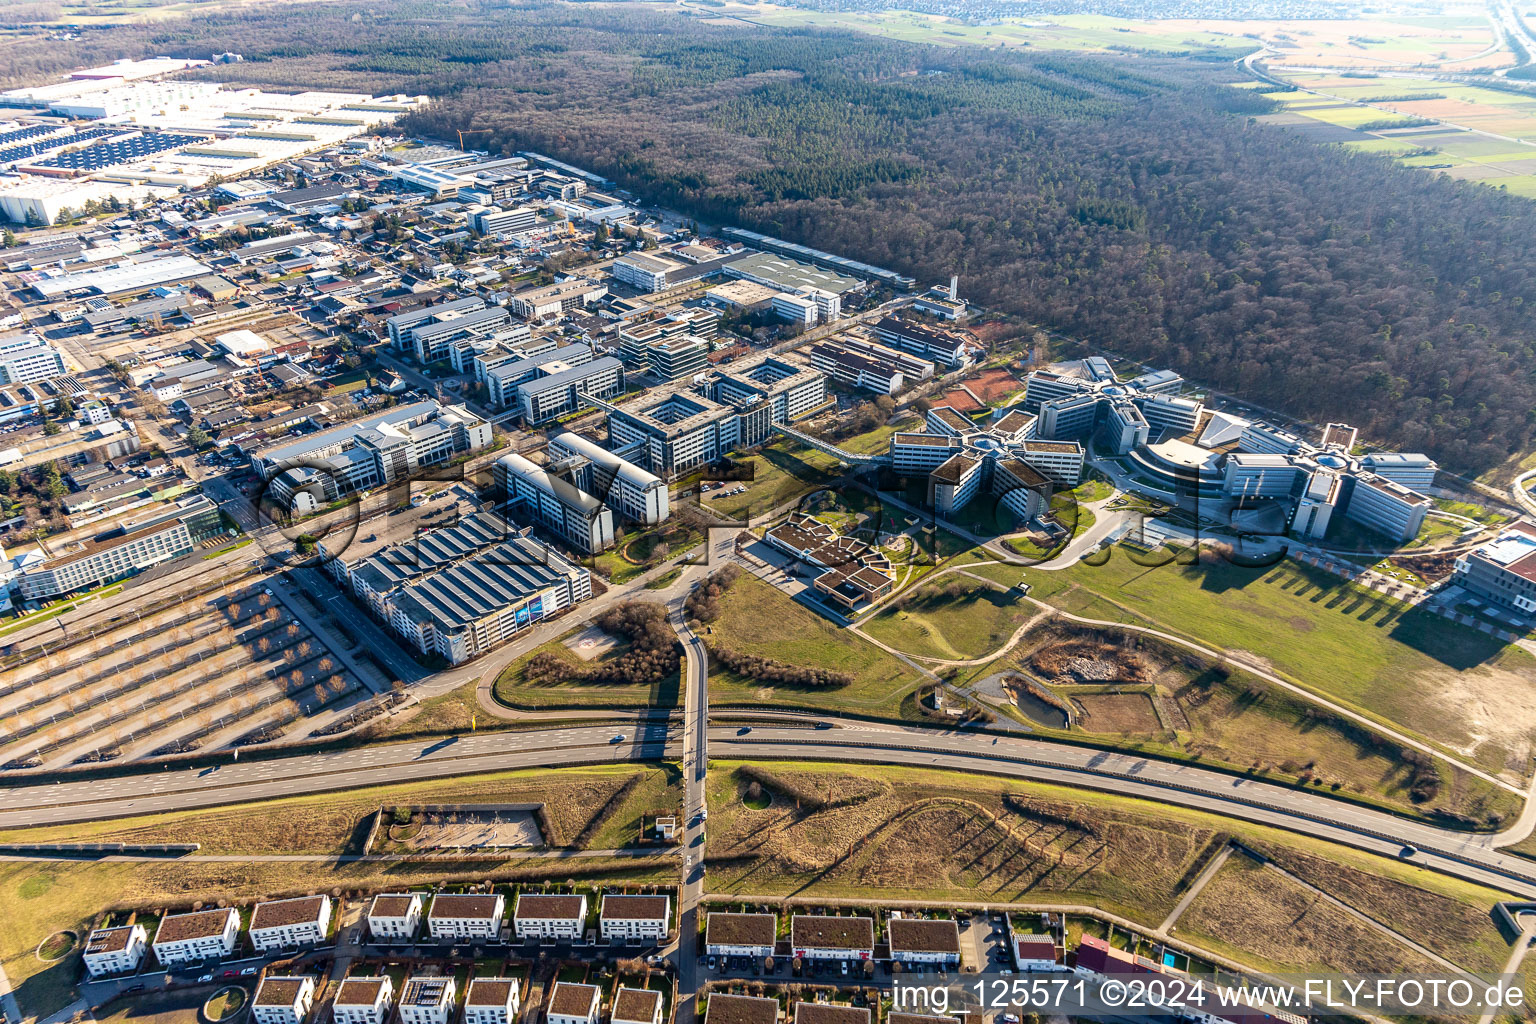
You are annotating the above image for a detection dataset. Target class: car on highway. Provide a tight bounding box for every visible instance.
[611,733,626,743]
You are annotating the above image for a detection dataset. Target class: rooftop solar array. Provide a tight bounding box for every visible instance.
[36,132,204,171]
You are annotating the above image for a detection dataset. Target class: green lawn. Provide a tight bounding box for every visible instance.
[1042,551,1536,772]
[861,577,1034,661]
[707,575,926,713]
[707,440,843,520]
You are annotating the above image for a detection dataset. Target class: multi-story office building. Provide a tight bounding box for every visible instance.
[251,401,493,510]
[493,452,616,554]
[598,895,670,943]
[366,893,424,941]
[612,252,685,293]
[0,333,66,384]
[870,316,971,368]
[1452,522,1536,616]
[385,296,485,349]
[410,305,510,364]
[485,343,595,407]
[617,308,720,365]
[333,977,394,1024]
[249,895,331,952]
[1343,473,1429,542]
[471,206,537,235]
[646,336,709,382]
[426,894,504,941]
[82,925,148,977]
[19,494,223,600]
[151,908,239,966]
[252,977,315,1024]
[771,291,817,328]
[546,431,669,524]
[805,336,934,395]
[507,278,607,320]
[513,356,624,424]
[606,352,825,479]
[388,534,591,665]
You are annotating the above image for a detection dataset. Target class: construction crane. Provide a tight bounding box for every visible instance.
[456,128,491,151]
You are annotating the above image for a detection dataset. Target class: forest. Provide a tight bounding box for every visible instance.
[8,0,1536,472]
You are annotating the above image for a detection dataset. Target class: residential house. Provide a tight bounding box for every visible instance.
[1014,934,1059,971]
[886,917,960,968]
[704,913,776,959]
[367,893,424,941]
[793,1006,869,1024]
[789,915,874,961]
[703,995,779,1024]
[398,976,457,1024]
[513,894,586,942]
[611,988,663,1024]
[599,894,670,944]
[151,907,240,966]
[249,895,331,952]
[463,978,520,1024]
[82,924,148,977]
[332,977,395,1024]
[251,977,316,1024]
[546,983,600,1024]
[426,893,504,942]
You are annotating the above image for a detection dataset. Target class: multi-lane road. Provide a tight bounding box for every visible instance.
[6,720,1536,898]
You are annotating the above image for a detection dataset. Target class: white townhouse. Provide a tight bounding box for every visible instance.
[152,907,240,965]
[332,976,395,1024]
[612,988,664,1024]
[399,976,457,1024]
[249,895,331,952]
[366,893,424,941]
[704,913,776,959]
[886,917,961,968]
[599,894,670,944]
[1013,934,1060,971]
[794,1005,870,1024]
[464,978,521,1024]
[546,983,600,1024]
[426,893,504,941]
[82,924,148,977]
[789,915,875,962]
[513,893,587,941]
[251,976,316,1024]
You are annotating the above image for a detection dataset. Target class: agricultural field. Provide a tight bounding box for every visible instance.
[719,2,1500,67]
[1259,76,1536,196]
[706,574,928,714]
[704,760,1514,975]
[1024,550,1536,777]
[0,576,376,770]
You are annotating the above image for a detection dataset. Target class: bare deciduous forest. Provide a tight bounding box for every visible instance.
[9,0,1536,472]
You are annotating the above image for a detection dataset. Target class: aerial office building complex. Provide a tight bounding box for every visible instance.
[326,510,592,665]
[18,494,223,600]
[545,431,670,525]
[493,452,616,554]
[249,400,493,511]
[604,352,825,479]
[1023,362,1437,542]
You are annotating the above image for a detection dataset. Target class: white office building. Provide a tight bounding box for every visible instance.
[546,431,670,525]
[493,451,616,554]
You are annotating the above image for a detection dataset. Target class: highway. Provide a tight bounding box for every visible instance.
[6,720,1536,897]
